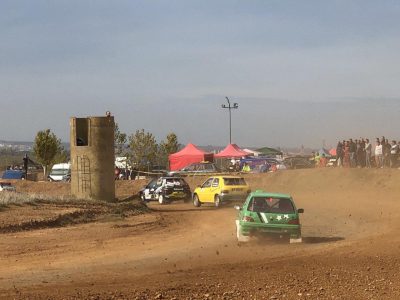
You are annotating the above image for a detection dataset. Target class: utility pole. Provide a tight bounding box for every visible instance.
[221,97,239,144]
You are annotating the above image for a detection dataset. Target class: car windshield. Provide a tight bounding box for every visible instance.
[182,165,195,171]
[248,197,295,214]
[51,169,69,175]
[223,177,246,186]
[165,178,187,186]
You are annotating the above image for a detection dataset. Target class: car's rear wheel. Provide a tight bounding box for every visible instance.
[158,194,166,205]
[236,220,250,243]
[214,195,221,208]
[289,231,302,244]
[289,236,303,243]
[193,194,201,207]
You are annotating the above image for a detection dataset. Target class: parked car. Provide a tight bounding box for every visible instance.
[239,158,286,173]
[1,170,25,180]
[192,176,250,208]
[283,157,314,169]
[139,176,191,204]
[235,190,304,243]
[168,162,220,176]
[48,163,71,182]
[0,182,16,192]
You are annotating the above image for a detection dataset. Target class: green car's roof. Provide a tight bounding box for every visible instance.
[249,190,291,198]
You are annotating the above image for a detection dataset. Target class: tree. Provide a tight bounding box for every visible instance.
[114,123,127,157]
[128,129,158,170]
[53,148,69,164]
[158,133,179,167]
[33,129,64,176]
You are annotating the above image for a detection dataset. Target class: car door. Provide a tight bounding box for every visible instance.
[144,179,158,200]
[208,177,220,200]
[197,178,214,202]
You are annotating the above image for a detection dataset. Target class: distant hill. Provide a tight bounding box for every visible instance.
[0,140,69,150]
[0,141,314,155]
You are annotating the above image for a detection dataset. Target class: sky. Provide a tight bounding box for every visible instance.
[1,0,400,148]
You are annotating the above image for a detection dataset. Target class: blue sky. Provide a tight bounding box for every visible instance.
[1,1,400,148]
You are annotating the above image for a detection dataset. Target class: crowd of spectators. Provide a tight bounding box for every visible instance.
[335,136,399,168]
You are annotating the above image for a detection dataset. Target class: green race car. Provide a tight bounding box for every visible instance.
[235,190,304,243]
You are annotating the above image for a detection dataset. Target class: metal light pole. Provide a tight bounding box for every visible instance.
[221,97,239,144]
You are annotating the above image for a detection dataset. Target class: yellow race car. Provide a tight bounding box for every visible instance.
[192,176,251,208]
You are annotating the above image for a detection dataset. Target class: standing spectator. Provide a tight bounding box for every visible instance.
[356,140,363,167]
[320,154,327,167]
[131,167,138,180]
[314,152,321,167]
[365,139,372,168]
[242,162,251,172]
[375,141,383,168]
[384,139,391,167]
[343,141,350,168]
[398,141,400,167]
[310,151,315,165]
[114,166,121,180]
[359,139,366,167]
[390,140,399,168]
[349,139,356,167]
[336,141,343,167]
[380,137,386,167]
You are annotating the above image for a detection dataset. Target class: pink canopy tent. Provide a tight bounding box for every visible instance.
[214,144,250,158]
[168,143,214,171]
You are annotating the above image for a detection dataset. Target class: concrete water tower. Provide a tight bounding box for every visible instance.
[70,116,115,201]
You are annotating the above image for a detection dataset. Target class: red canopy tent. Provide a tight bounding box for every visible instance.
[168,143,214,171]
[214,144,250,158]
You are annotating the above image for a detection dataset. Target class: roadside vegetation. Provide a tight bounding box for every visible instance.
[33,129,68,177]
[115,124,179,171]
[0,191,93,208]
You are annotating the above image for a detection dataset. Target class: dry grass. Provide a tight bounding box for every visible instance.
[0,192,96,208]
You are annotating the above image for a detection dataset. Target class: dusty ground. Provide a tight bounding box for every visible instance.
[1,169,400,299]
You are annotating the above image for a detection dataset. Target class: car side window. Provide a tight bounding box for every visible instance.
[212,178,219,187]
[201,178,213,188]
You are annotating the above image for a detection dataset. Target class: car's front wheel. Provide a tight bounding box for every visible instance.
[158,194,166,205]
[214,195,221,208]
[193,194,201,207]
[140,193,146,202]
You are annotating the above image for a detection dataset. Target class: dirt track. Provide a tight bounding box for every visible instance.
[1,169,400,299]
